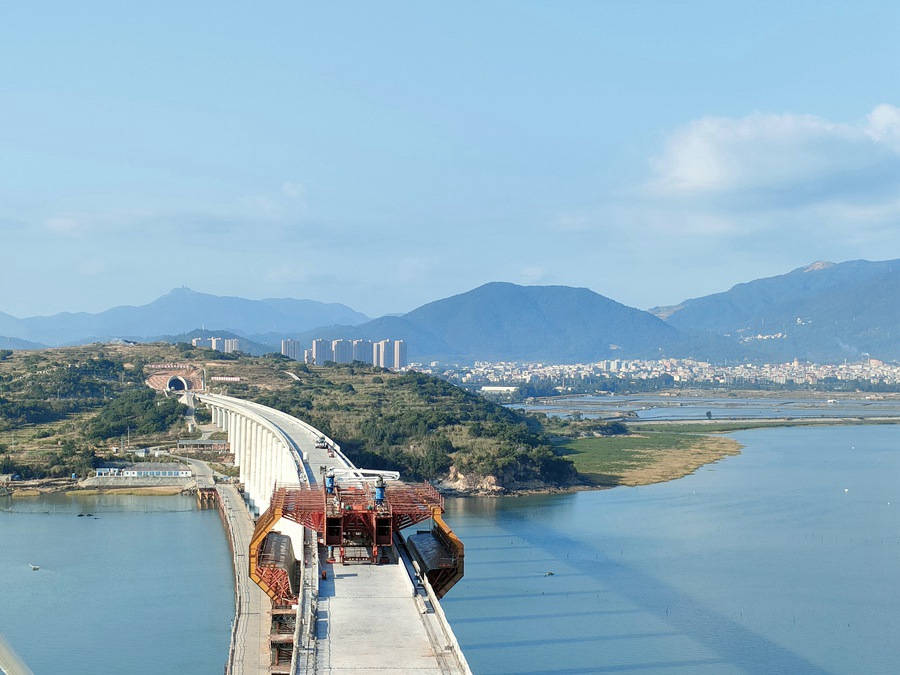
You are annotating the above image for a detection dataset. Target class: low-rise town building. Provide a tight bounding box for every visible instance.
[414,356,900,392]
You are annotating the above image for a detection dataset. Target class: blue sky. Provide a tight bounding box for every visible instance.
[3,2,900,318]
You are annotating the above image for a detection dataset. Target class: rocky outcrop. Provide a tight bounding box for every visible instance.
[436,465,583,496]
[437,466,506,495]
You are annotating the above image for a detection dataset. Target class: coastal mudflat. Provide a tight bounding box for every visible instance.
[558,431,742,488]
[4,477,191,498]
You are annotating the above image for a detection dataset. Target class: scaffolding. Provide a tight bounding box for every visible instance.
[248,480,448,606]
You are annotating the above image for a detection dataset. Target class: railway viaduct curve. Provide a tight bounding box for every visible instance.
[191,391,471,675]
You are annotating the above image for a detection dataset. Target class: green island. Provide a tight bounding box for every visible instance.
[1,343,892,496]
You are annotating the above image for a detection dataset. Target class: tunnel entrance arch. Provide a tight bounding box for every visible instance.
[167,376,189,391]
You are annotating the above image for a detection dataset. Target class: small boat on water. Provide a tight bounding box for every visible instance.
[29,564,39,571]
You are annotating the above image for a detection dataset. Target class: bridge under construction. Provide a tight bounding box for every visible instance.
[192,392,470,675]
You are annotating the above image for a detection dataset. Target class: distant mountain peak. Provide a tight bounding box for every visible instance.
[0,289,370,347]
[661,258,900,363]
[397,281,681,362]
[647,303,685,321]
[803,261,835,273]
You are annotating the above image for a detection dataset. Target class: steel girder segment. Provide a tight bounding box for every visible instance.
[278,485,328,533]
[256,532,297,605]
[385,481,444,531]
[248,490,285,601]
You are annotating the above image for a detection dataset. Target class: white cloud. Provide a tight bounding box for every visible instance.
[45,216,82,235]
[562,107,900,308]
[550,212,593,233]
[393,257,432,284]
[282,181,307,199]
[519,266,546,283]
[646,105,900,211]
[78,258,110,276]
[867,104,900,148]
[264,264,314,285]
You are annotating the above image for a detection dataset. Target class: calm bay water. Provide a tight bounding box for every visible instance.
[514,394,900,421]
[0,494,233,674]
[442,425,900,674]
[1,425,898,674]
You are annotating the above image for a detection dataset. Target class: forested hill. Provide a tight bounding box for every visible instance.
[653,259,900,362]
[287,282,694,363]
[0,343,578,492]
[226,361,578,492]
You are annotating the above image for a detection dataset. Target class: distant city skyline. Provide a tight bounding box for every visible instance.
[191,336,241,354]
[429,356,900,390]
[2,4,899,318]
[282,338,408,370]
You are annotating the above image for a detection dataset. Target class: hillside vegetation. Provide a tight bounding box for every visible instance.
[0,343,578,490]
[221,360,577,489]
[656,259,900,362]
[0,343,192,478]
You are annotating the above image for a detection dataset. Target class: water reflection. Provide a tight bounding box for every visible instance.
[441,425,900,674]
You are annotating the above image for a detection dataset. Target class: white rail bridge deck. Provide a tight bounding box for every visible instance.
[192,392,470,675]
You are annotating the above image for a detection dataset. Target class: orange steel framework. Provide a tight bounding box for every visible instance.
[249,480,452,606]
[417,509,465,598]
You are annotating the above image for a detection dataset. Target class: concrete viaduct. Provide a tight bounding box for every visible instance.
[191,391,471,675]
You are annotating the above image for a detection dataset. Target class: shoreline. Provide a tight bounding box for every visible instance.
[6,415,897,500]
[603,433,742,488]
[3,480,194,498]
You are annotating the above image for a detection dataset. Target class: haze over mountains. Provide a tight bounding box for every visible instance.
[0,288,369,348]
[651,259,900,363]
[2,259,899,364]
[286,283,697,363]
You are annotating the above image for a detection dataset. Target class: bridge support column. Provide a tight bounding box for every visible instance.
[266,432,278,494]
[233,414,242,481]
[261,426,271,510]
[283,443,292,483]
[266,432,276,509]
[229,411,240,467]
[244,418,254,502]
[250,421,262,504]
[242,415,250,482]
[285,443,296,483]
[240,415,251,496]
[278,442,289,484]
[260,429,271,512]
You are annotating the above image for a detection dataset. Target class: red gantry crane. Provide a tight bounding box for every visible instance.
[249,469,464,606]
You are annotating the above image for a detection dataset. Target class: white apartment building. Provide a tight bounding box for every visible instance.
[393,340,408,369]
[332,339,353,364]
[374,339,394,369]
[311,339,332,366]
[352,339,374,364]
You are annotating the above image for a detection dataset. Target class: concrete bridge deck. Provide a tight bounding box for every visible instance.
[194,392,470,675]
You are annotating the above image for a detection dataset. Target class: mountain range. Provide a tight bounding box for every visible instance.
[651,259,900,363]
[0,288,369,348]
[2,259,900,364]
[279,283,697,363]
